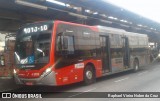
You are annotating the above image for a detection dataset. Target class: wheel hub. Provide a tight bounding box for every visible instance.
[86,71,92,80]
[135,62,138,70]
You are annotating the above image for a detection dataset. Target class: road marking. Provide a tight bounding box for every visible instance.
[138,71,148,76]
[153,68,159,71]
[69,88,96,97]
[114,77,129,83]
[83,88,96,92]
[1,88,17,92]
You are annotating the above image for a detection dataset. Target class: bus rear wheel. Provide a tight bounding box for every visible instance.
[84,65,95,85]
[133,59,139,72]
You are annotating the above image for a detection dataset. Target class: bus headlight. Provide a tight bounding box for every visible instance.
[13,69,17,74]
[41,66,53,77]
[46,68,52,73]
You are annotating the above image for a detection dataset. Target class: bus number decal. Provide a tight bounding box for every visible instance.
[75,63,84,69]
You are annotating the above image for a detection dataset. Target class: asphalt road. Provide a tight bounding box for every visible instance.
[2,63,160,101]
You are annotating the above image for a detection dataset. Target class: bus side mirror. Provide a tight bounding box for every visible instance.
[63,36,68,50]
[57,31,74,55]
[62,31,73,50]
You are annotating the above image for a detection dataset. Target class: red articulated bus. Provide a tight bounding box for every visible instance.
[14,20,150,86]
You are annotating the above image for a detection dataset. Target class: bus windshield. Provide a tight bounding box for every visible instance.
[15,21,53,69]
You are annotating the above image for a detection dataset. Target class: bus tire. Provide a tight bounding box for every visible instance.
[83,65,95,85]
[133,59,139,72]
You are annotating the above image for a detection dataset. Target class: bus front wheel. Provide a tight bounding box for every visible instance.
[83,65,95,85]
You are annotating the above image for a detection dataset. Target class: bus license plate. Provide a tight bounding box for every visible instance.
[25,82,33,85]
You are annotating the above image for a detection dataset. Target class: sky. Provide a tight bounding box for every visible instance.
[105,0,160,23]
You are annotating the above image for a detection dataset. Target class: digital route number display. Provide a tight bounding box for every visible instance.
[20,21,53,34]
[23,25,48,34]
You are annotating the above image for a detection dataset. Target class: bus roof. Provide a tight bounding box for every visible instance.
[96,25,148,37]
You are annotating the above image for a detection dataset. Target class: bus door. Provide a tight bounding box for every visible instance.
[123,37,130,68]
[100,36,111,73]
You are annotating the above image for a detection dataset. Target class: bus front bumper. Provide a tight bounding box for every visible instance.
[14,71,57,86]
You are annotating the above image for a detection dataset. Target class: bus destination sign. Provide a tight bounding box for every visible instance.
[23,25,48,34]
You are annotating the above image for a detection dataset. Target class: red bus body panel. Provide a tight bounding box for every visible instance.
[16,20,103,86]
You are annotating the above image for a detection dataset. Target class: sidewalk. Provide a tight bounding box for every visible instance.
[0,77,20,92]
